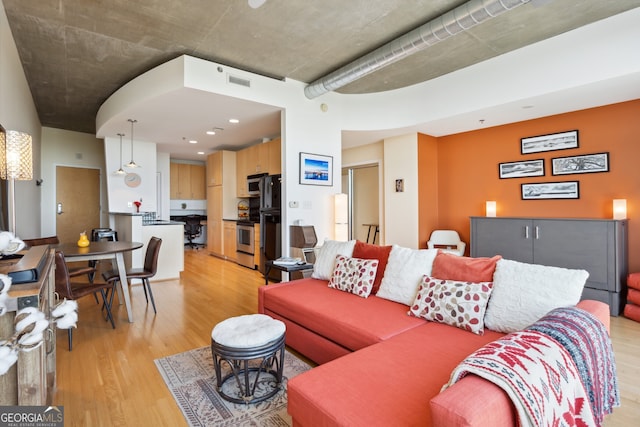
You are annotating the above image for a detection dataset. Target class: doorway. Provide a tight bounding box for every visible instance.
[56,166,101,243]
[341,164,380,244]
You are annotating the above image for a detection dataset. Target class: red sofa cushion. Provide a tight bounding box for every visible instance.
[352,240,392,294]
[431,252,501,282]
[628,272,640,291]
[260,278,425,352]
[288,322,504,427]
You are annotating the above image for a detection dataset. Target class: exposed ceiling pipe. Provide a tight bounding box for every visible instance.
[304,0,532,99]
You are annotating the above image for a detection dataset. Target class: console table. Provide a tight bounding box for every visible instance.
[470,217,628,315]
[0,246,56,405]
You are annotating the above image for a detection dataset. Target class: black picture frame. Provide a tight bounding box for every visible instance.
[551,152,609,176]
[521,181,579,200]
[498,159,545,179]
[521,130,579,154]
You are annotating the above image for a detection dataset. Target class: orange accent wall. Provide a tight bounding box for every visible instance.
[418,133,439,247]
[429,99,640,271]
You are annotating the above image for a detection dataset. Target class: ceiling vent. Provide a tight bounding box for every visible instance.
[228,74,251,88]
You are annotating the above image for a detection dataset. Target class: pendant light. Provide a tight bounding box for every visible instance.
[114,133,126,175]
[126,119,140,168]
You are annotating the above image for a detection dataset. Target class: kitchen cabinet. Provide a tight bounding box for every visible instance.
[207,186,223,256]
[223,220,237,261]
[254,223,261,269]
[207,151,223,186]
[236,138,281,197]
[170,163,205,199]
[470,217,628,315]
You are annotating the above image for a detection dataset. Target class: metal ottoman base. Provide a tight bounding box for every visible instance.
[211,333,285,404]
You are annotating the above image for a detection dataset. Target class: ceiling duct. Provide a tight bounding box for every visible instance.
[304,0,531,99]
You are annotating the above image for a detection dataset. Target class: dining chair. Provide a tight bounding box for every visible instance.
[54,250,117,350]
[102,237,162,314]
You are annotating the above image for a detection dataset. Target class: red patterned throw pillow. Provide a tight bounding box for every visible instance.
[328,255,379,298]
[409,275,493,335]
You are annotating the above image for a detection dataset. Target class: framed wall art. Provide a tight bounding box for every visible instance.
[520,130,579,154]
[299,152,333,186]
[551,152,609,176]
[498,159,545,179]
[521,181,579,200]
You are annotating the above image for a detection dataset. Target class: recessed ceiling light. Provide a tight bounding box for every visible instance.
[206,130,216,135]
[197,151,205,155]
[229,118,239,124]
[189,140,198,144]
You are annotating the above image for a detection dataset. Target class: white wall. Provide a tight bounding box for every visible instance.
[383,134,419,248]
[40,127,106,237]
[156,152,171,220]
[0,0,41,238]
[104,137,157,214]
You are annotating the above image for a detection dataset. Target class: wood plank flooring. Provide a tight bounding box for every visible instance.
[53,249,640,426]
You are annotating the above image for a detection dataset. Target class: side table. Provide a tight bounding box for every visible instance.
[264,261,314,285]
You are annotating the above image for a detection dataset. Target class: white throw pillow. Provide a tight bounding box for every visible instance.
[376,245,438,306]
[311,239,356,280]
[484,259,589,333]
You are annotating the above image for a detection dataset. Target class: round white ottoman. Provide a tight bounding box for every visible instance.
[211,314,286,404]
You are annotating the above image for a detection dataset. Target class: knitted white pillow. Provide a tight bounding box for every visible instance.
[376,245,438,306]
[311,239,356,280]
[484,258,588,333]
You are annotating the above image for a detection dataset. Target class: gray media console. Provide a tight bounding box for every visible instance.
[470,217,628,316]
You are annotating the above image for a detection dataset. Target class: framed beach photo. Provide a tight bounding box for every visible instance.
[498,159,545,179]
[299,152,333,186]
[551,152,609,176]
[521,181,579,200]
[521,130,579,154]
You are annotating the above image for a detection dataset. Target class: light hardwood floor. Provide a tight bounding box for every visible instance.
[53,249,640,426]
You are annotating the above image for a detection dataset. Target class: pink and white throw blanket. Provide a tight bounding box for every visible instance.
[444,330,597,426]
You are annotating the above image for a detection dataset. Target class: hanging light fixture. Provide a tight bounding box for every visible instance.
[126,119,140,168]
[114,133,126,175]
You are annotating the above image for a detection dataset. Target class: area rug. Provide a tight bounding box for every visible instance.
[155,346,312,427]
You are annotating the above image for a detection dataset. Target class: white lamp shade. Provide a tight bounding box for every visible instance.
[486,201,497,217]
[613,199,627,220]
[0,130,32,180]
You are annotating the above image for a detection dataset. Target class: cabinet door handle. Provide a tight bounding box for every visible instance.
[535,226,540,239]
[524,226,529,239]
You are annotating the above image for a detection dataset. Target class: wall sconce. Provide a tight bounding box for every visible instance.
[613,199,627,220]
[486,201,497,217]
[0,127,33,234]
[334,193,348,241]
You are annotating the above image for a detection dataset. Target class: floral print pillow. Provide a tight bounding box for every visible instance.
[328,255,379,298]
[409,275,493,335]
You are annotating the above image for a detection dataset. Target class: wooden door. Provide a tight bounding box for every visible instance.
[207,185,223,255]
[56,166,100,243]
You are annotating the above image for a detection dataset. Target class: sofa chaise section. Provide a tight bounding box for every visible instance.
[259,278,426,364]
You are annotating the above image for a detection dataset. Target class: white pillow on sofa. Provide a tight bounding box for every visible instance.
[484,258,589,333]
[311,239,356,280]
[376,245,438,306]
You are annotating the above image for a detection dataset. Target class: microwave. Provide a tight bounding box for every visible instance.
[247,173,267,196]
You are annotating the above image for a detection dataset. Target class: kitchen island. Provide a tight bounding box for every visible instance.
[110,212,184,281]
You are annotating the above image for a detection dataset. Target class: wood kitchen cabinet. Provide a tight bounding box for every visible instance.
[207,185,223,256]
[223,220,237,261]
[470,216,628,315]
[236,138,281,197]
[207,151,223,186]
[170,162,205,199]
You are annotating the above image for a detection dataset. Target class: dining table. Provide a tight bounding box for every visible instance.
[54,241,144,322]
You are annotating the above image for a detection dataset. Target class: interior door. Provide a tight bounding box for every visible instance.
[342,164,380,243]
[56,166,101,243]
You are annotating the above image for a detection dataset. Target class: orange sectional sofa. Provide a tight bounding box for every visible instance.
[258,241,611,426]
